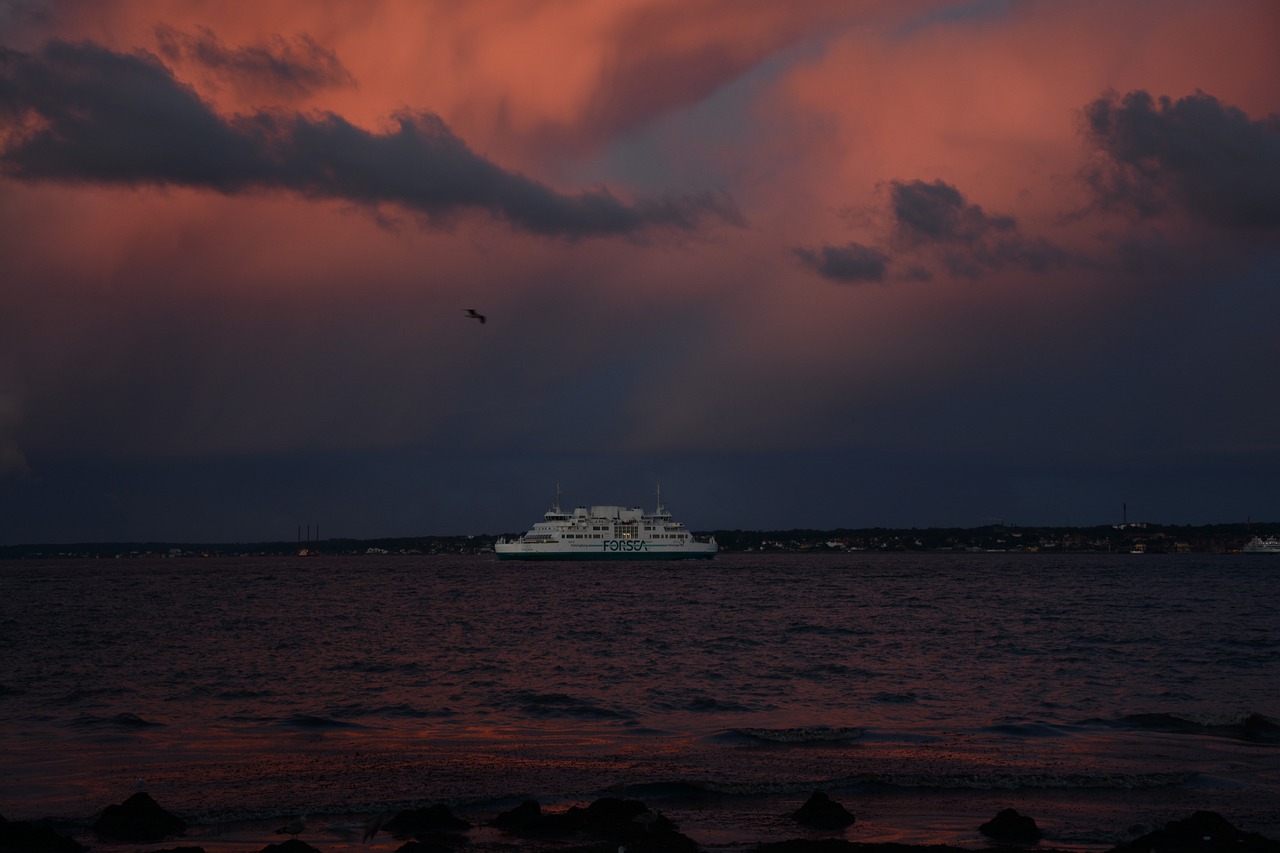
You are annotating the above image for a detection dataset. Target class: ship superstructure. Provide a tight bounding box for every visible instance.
[494,487,717,560]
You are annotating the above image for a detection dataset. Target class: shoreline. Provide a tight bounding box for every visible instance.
[6,791,1280,853]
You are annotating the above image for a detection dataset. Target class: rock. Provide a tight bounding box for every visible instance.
[791,793,855,830]
[493,800,543,832]
[0,816,88,853]
[979,808,1041,844]
[622,827,701,853]
[494,798,677,842]
[258,841,323,853]
[587,798,676,834]
[752,841,971,853]
[384,805,471,835]
[534,805,590,836]
[585,797,650,827]
[1107,810,1280,852]
[395,838,463,853]
[92,792,187,841]
[492,800,587,837]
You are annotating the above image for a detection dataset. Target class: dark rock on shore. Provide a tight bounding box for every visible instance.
[390,827,471,853]
[494,797,675,838]
[492,798,690,852]
[0,813,87,853]
[258,841,322,853]
[792,793,856,830]
[750,811,1280,853]
[494,800,543,832]
[978,808,1040,844]
[384,804,472,835]
[752,840,977,853]
[555,834,698,853]
[585,797,676,835]
[1106,810,1280,852]
[395,837,467,853]
[91,791,186,841]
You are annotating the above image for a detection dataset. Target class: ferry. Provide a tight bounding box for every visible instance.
[1243,535,1280,554]
[495,487,717,560]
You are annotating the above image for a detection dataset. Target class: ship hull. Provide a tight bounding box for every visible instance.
[495,541,716,561]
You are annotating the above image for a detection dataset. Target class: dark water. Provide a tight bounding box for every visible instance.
[2,553,1277,851]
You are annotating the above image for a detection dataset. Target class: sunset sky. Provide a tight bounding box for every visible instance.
[2,0,1278,543]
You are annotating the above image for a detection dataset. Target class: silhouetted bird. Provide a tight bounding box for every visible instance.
[464,309,486,324]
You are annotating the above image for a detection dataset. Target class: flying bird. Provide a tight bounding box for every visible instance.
[464,309,486,324]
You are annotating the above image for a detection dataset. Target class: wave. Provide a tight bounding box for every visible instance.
[278,713,364,730]
[783,623,869,637]
[870,691,924,705]
[794,663,878,680]
[730,726,864,743]
[216,688,276,700]
[502,690,635,721]
[982,721,1071,738]
[669,768,1196,796]
[329,701,457,720]
[1087,711,1280,742]
[68,712,162,729]
[833,769,1198,791]
[684,695,756,714]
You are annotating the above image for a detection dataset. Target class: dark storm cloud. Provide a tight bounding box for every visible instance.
[154,24,355,99]
[796,180,1067,284]
[1083,89,1280,229]
[889,179,1067,278]
[791,242,888,283]
[890,179,1016,245]
[0,39,734,237]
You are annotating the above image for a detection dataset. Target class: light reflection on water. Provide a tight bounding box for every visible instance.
[1,553,1278,850]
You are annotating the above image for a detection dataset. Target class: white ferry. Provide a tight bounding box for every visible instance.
[495,487,717,560]
[1243,535,1280,554]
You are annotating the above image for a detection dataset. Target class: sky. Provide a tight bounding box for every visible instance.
[2,0,1279,543]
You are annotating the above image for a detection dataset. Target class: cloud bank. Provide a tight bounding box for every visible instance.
[1083,89,1280,230]
[792,242,889,284]
[0,39,735,237]
[794,178,1068,283]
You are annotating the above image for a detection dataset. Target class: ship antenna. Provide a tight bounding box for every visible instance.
[656,483,663,514]
[555,482,562,514]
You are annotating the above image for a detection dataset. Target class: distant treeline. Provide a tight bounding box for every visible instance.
[2,522,1277,559]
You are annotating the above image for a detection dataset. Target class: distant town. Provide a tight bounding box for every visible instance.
[2,521,1277,559]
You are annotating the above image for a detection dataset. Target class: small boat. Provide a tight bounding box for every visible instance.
[495,486,717,561]
[1242,536,1280,554]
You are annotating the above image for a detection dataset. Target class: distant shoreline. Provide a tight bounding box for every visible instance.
[3,521,1277,559]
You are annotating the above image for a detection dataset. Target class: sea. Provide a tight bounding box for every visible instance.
[1,553,1277,852]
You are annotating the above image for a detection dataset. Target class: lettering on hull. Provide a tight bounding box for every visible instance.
[603,539,648,552]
